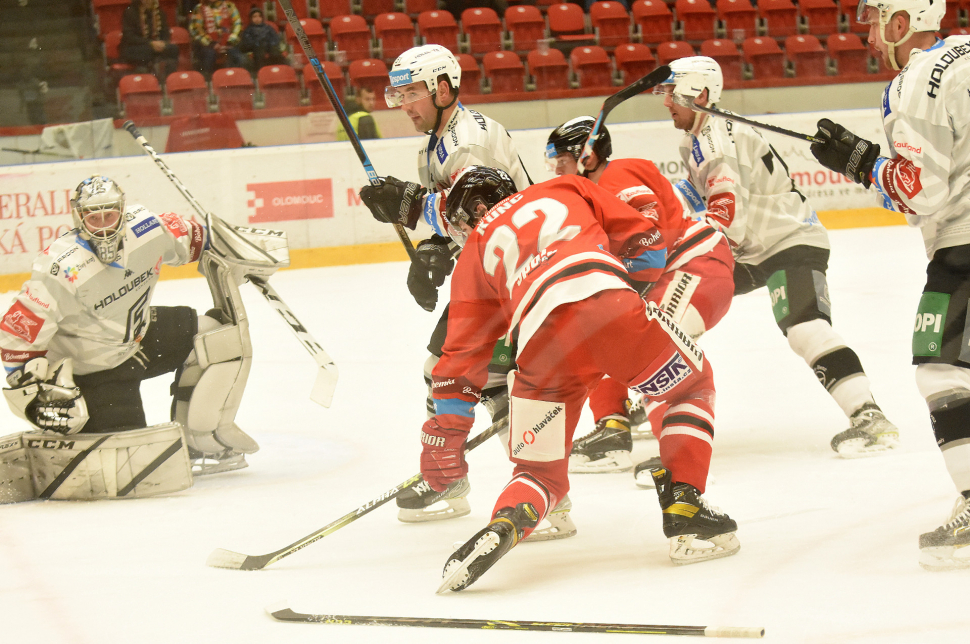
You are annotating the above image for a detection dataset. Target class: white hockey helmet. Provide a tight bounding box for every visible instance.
[385,44,462,108]
[857,0,945,33]
[71,175,126,264]
[654,56,723,105]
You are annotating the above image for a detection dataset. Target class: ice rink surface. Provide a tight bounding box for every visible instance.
[2,225,968,644]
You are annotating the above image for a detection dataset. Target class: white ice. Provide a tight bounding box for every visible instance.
[2,225,968,644]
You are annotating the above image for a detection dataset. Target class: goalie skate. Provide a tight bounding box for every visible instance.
[523,494,577,542]
[831,403,900,459]
[397,477,471,523]
[569,417,633,473]
[651,467,739,565]
[918,495,970,571]
[437,504,534,593]
[625,395,657,441]
[189,449,249,475]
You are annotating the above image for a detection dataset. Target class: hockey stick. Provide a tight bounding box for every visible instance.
[207,415,508,571]
[672,95,824,144]
[276,0,416,262]
[578,65,672,172]
[266,604,765,638]
[123,121,338,408]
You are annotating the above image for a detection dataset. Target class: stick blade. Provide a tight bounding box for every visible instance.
[206,547,255,570]
[309,361,338,408]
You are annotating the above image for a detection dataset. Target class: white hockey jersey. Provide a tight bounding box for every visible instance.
[0,206,207,378]
[415,102,531,238]
[677,113,829,266]
[872,36,970,258]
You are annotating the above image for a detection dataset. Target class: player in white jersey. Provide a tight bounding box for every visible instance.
[659,57,900,459]
[809,0,970,570]
[1,176,262,487]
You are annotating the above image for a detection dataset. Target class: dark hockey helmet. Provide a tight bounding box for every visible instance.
[545,116,612,169]
[445,166,516,246]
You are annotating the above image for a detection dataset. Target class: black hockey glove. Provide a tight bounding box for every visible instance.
[359,176,427,230]
[407,235,456,312]
[810,118,880,188]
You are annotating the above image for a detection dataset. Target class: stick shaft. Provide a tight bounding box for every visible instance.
[692,104,823,144]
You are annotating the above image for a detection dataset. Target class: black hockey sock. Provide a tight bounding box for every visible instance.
[813,347,865,392]
[929,399,970,449]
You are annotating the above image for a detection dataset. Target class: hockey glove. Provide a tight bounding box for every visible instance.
[810,119,879,188]
[3,357,88,434]
[419,418,468,492]
[407,235,456,312]
[359,176,427,230]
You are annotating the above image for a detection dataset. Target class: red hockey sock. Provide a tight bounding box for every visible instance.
[588,377,630,422]
[492,474,552,540]
[658,401,714,493]
[648,401,666,439]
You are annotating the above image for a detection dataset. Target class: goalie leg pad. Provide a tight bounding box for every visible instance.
[0,433,36,503]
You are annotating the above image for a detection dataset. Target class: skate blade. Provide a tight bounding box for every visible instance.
[437,532,500,594]
[398,498,471,523]
[918,545,970,571]
[630,428,656,441]
[568,450,633,474]
[523,510,577,542]
[192,455,248,476]
[668,533,740,565]
[834,436,899,459]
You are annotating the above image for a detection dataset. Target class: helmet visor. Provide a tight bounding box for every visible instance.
[384,84,433,108]
[856,0,879,24]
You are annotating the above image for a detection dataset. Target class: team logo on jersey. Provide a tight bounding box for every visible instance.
[1,302,44,343]
[632,353,693,397]
[159,212,187,238]
[706,193,736,227]
[50,262,59,276]
[63,266,79,283]
[436,139,448,163]
[691,138,704,165]
[895,158,923,198]
[674,179,705,214]
[132,217,160,238]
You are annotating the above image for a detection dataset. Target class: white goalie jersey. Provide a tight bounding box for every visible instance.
[872,36,970,258]
[416,103,531,238]
[0,206,207,379]
[677,114,829,266]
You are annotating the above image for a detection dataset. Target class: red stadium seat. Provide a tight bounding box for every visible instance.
[942,0,963,31]
[166,70,209,116]
[303,60,346,109]
[743,36,785,79]
[589,1,632,48]
[785,34,827,78]
[676,0,718,42]
[402,0,438,16]
[166,113,244,153]
[758,0,799,38]
[118,74,162,118]
[457,53,483,94]
[799,0,839,36]
[103,30,135,80]
[374,13,416,62]
[506,5,547,53]
[571,45,613,88]
[286,18,328,64]
[547,3,593,43]
[317,0,354,22]
[462,7,504,55]
[613,42,656,83]
[258,65,301,109]
[360,0,396,19]
[330,15,373,62]
[827,32,868,75]
[349,59,391,107]
[632,0,675,45]
[281,0,310,19]
[212,67,255,112]
[418,10,461,53]
[700,39,743,81]
[717,0,758,41]
[169,26,193,72]
[93,0,129,38]
[528,47,571,91]
[656,40,696,66]
[838,0,869,34]
[483,51,526,93]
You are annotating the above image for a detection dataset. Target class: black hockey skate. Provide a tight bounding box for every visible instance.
[396,477,471,523]
[437,503,538,593]
[651,467,739,565]
[633,456,663,488]
[831,403,900,458]
[568,416,633,473]
[918,495,970,571]
[624,395,657,441]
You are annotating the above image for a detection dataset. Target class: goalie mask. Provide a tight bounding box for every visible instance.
[386,45,462,134]
[857,0,945,70]
[71,175,126,265]
[445,166,516,247]
[545,116,612,174]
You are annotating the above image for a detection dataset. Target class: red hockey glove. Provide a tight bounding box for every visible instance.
[419,418,468,492]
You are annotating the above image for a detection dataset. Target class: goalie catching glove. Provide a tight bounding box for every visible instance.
[810,118,880,188]
[3,357,88,434]
[408,235,456,311]
[420,418,469,492]
[359,176,427,229]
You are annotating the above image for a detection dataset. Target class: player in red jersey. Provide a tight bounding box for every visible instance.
[426,167,739,593]
[546,117,734,485]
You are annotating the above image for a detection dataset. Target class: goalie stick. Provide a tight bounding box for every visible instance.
[276,0,416,262]
[672,95,824,145]
[207,415,508,571]
[578,65,672,172]
[266,604,765,638]
[123,120,338,408]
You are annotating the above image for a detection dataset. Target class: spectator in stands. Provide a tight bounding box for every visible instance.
[239,6,288,72]
[336,86,381,140]
[189,0,246,79]
[120,0,180,81]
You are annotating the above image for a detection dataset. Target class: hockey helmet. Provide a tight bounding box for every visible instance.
[545,116,612,171]
[71,175,126,264]
[857,0,944,69]
[444,166,517,246]
[385,44,461,108]
[654,56,723,106]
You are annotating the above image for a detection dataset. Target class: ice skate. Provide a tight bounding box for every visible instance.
[569,416,633,473]
[625,395,657,441]
[189,448,249,475]
[831,403,900,458]
[634,456,663,488]
[523,494,577,541]
[651,467,739,565]
[919,495,970,571]
[437,503,537,593]
[397,477,471,523]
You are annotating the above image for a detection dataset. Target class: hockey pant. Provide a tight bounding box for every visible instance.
[495,289,717,539]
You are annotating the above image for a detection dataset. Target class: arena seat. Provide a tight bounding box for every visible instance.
[330,14,374,62]
[402,0,438,17]
[717,0,758,41]
[632,0,675,45]
[456,53,483,94]
[838,0,869,34]
[118,73,163,118]
[374,12,417,62]
[462,7,504,55]
[417,10,461,53]
[827,32,868,75]
[528,47,571,90]
[303,60,345,109]
[799,0,840,36]
[571,45,614,88]
[613,42,656,83]
[785,34,827,78]
[360,0,396,19]
[212,67,255,112]
[656,40,696,66]
[743,36,785,79]
[700,39,743,81]
[506,5,548,53]
[348,58,391,108]
[258,65,301,109]
[483,50,526,93]
[285,18,328,63]
[589,1,632,48]
[547,3,594,44]
[758,0,799,38]
[675,0,718,42]
[317,0,354,23]
[166,70,209,116]
[169,27,193,72]
[93,0,129,38]
[103,30,135,82]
